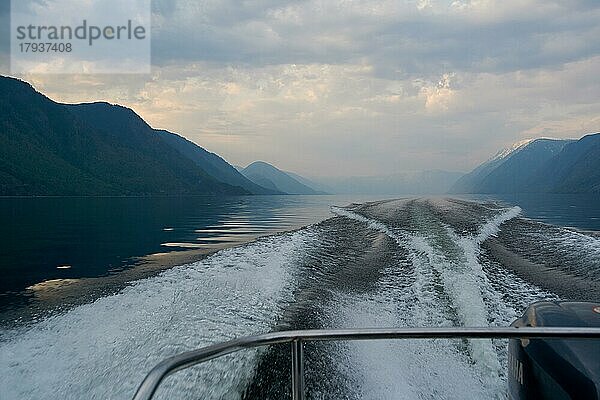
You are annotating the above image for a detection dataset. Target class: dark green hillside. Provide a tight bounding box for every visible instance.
[0,76,247,196]
[155,130,280,195]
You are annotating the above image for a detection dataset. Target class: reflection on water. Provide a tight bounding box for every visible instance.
[1,193,598,321]
[0,195,381,316]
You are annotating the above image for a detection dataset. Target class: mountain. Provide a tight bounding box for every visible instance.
[450,134,600,194]
[312,170,464,195]
[0,76,249,196]
[154,131,280,194]
[450,138,571,194]
[450,139,535,194]
[283,171,331,194]
[527,133,600,193]
[241,161,322,194]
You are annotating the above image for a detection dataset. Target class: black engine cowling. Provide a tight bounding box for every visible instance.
[509,301,600,400]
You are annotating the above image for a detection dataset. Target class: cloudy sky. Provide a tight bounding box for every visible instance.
[1,0,599,177]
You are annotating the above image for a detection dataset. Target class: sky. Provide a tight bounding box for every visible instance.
[1,0,599,177]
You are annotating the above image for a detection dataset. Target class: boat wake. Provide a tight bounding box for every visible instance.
[0,229,318,399]
[1,198,597,399]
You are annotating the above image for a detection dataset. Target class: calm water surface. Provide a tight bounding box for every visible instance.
[0,195,380,315]
[1,193,599,319]
[466,193,600,231]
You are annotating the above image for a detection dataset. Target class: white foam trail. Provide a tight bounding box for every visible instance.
[475,206,521,244]
[443,227,506,387]
[526,223,600,278]
[324,292,494,400]
[332,206,505,397]
[409,227,505,392]
[0,229,317,400]
[331,206,395,237]
[332,204,540,397]
[440,206,521,384]
[447,206,524,326]
[446,205,564,391]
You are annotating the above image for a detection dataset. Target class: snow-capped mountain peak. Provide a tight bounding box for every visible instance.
[490,138,535,162]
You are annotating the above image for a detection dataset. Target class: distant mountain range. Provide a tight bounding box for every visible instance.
[154,131,279,195]
[240,161,324,195]
[239,165,464,196]
[0,76,295,196]
[450,134,600,194]
[0,76,460,197]
[309,170,464,195]
[4,76,597,197]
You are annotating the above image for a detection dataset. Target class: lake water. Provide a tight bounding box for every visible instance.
[1,193,599,317]
[0,193,599,400]
[0,194,600,318]
[465,193,600,231]
[0,195,381,317]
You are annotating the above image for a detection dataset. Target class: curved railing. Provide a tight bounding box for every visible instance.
[131,326,600,400]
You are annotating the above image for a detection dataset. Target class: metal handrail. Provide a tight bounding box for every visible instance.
[131,326,600,400]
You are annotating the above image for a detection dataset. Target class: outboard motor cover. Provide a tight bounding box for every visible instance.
[509,301,600,400]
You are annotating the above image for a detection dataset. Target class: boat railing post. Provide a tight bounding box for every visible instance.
[291,339,305,400]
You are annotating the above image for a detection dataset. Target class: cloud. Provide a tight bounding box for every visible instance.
[147,0,600,77]
[3,0,600,176]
